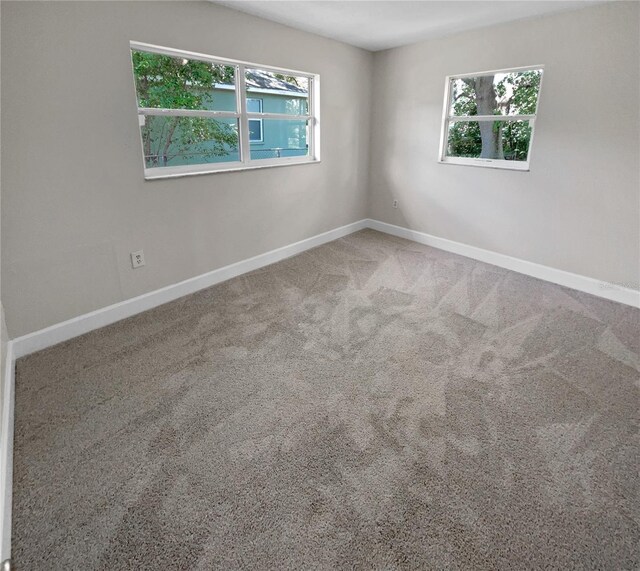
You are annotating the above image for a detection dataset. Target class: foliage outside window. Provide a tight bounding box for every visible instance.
[130,41,319,179]
[439,66,543,171]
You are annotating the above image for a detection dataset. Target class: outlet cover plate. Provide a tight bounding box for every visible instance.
[131,250,145,269]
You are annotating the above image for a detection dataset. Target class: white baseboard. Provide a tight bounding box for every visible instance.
[0,341,15,563]
[366,219,640,308]
[11,219,369,359]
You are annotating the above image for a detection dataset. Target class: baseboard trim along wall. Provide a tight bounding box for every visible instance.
[367,219,640,309]
[10,218,640,360]
[0,341,15,564]
[1,217,639,562]
[10,219,369,359]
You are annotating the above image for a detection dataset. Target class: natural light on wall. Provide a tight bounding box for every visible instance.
[438,66,544,171]
[130,41,320,179]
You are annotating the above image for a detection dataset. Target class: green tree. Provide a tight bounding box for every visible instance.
[448,70,541,161]
[132,51,239,167]
[274,73,301,87]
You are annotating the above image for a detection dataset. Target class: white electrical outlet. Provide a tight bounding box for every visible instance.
[131,250,145,269]
[392,200,398,208]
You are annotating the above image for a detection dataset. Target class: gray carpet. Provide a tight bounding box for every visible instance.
[12,229,640,570]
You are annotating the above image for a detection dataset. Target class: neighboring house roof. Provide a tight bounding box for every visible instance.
[246,70,307,94]
[215,70,307,97]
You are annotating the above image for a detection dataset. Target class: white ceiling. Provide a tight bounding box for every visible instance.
[212,1,602,52]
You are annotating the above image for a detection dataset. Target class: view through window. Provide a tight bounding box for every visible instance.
[439,66,543,170]
[130,42,319,179]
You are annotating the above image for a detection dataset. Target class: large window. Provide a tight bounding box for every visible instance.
[439,66,543,171]
[130,41,320,179]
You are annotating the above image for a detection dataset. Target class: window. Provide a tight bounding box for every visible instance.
[438,66,543,171]
[130,41,320,179]
[247,99,263,142]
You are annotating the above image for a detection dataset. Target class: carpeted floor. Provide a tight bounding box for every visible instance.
[12,229,640,570]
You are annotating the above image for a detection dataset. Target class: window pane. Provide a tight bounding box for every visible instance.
[446,119,532,161]
[249,118,263,142]
[247,98,262,113]
[140,115,239,168]
[449,69,542,117]
[250,119,309,160]
[132,50,237,112]
[245,69,309,116]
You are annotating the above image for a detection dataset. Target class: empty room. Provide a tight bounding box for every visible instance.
[0,0,638,568]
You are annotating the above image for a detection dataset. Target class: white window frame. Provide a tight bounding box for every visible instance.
[130,41,320,180]
[247,98,264,143]
[438,65,544,172]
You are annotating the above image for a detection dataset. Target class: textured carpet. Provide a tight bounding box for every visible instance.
[12,229,640,570]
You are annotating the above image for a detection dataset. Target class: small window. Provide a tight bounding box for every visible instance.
[130,42,320,179]
[247,98,263,143]
[439,66,543,171]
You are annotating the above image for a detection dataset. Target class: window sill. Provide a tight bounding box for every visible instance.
[144,157,320,180]
[438,157,530,171]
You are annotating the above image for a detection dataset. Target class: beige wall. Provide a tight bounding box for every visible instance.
[1,1,373,337]
[369,2,639,289]
[2,2,638,339]
[1,5,5,430]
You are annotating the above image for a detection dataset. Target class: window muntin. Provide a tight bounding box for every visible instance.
[439,66,543,170]
[130,41,319,179]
